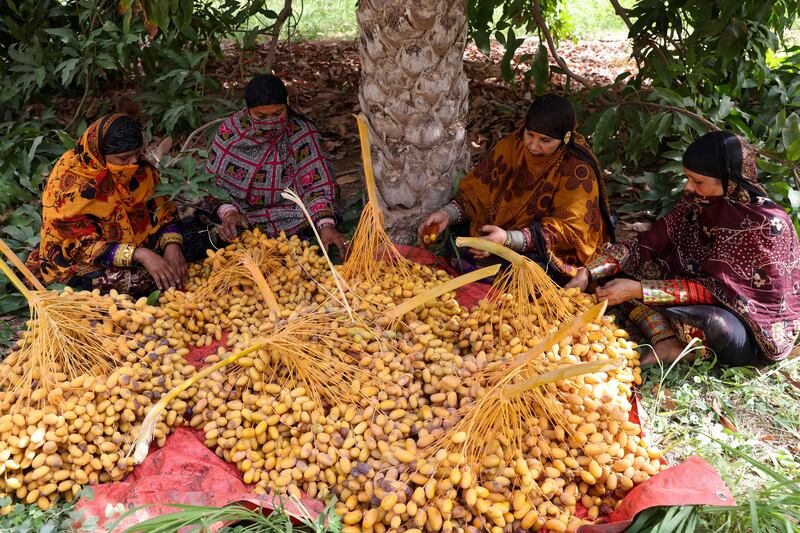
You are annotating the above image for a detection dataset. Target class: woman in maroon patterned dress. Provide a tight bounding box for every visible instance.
[568,131,800,366]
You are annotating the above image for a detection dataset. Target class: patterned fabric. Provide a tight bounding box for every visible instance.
[453,127,613,278]
[26,115,179,286]
[205,109,336,236]
[628,303,678,344]
[73,266,156,296]
[587,253,622,280]
[589,138,800,361]
[641,279,715,306]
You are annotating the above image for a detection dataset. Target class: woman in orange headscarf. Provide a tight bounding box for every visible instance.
[418,94,614,285]
[27,114,187,295]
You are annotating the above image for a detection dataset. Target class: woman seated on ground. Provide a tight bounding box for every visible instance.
[203,74,346,252]
[417,93,614,285]
[567,131,800,366]
[27,114,188,295]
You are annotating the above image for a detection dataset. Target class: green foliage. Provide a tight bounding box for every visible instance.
[0,0,260,316]
[154,150,231,202]
[0,496,93,533]
[107,495,342,533]
[467,0,800,219]
[638,354,800,532]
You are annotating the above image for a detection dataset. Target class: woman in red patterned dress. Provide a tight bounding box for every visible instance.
[568,131,800,366]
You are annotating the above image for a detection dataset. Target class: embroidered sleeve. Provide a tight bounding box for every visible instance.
[641,279,715,306]
[628,303,677,344]
[151,222,183,251]
[442,200,467,225]
[505,229,528,252]
[586,253,621,280]
[102,243,136,268]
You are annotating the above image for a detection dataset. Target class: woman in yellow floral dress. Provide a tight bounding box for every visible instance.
[27,114,187,295]
[418,93,614,285]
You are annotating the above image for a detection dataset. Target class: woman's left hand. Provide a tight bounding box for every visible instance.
[319,226,347,255]
[595,278,643,306]
[471,225,507,259]
[163,244,188,288]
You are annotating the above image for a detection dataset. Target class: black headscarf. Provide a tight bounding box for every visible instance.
[683,130,766,198]
[245,74,288,108]
[525,93,616,241]
[525,93,576,143]
[100,115,142,156]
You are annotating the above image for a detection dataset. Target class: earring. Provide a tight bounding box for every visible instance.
[563,131,572,144]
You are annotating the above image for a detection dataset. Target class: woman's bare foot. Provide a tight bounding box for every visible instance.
[639,337,693,367]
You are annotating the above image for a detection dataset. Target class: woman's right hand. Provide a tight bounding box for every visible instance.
[219,211,249,243]
[418,211,450,246]
[134,248,182,290]
[565,267,590,292]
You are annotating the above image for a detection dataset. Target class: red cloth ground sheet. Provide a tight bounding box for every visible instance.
[77,246,735,531]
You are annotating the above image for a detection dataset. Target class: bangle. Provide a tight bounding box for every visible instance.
[217,204,239,220]
[114,244,136,267]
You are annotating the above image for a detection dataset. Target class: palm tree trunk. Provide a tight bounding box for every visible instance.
[357,0,470,243]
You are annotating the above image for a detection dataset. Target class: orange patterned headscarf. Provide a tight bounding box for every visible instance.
[27,114,178,285]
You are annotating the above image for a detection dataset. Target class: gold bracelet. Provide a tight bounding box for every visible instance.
[113,244,136,267]
[159,232,184,250]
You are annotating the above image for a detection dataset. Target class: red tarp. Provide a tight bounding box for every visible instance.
[77,246,735,531]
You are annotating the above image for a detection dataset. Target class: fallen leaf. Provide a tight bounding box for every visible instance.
[710,397,738,432]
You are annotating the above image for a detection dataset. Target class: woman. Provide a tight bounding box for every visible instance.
[27,114,187,295]
[417,93,613,284]
[204,74,346,252]
[567,131,800,366]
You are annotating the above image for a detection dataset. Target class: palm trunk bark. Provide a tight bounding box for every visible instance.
[357,0,470,243]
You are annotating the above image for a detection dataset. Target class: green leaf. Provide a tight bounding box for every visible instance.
[530,43,549,93]
[782,115,800,159]
[473,30,491,54]
[146,290,161,306]
[55,130,76,150]
[57,58,81,85]
[593,107,618,148]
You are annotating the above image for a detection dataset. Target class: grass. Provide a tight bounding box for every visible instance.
[0,496,86,533]
[288,0,631,42]
[638,350,800,531]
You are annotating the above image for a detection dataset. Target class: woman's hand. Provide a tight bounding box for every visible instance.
[218,211,249,243]
[565,267,590,292]
[163,243,188,287]
[418,211,450,246]
[319,225,347,254]
[134,247,182,290]
[470,225,507,259]
[595,278,643,306]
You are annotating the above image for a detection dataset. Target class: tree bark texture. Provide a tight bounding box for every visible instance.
[357,0,470,243]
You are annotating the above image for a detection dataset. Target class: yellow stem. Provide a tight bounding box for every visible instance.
[131,340,268,463]
[505,300,608,370]
[160,340,266,410]
[0,256,32,301]
[501,358,625,400]
[455,237,524,266]
[384,264,500,320]
[355,114,379,207]
[0,239,45,291]
[281,189,353,321]
[240,255,281,314]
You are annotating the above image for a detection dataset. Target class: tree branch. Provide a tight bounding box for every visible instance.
[179,117,227,154]
[531,0,594,89]
[608,0,633,31]
[618,101,719,131]
[265,0,293,73]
